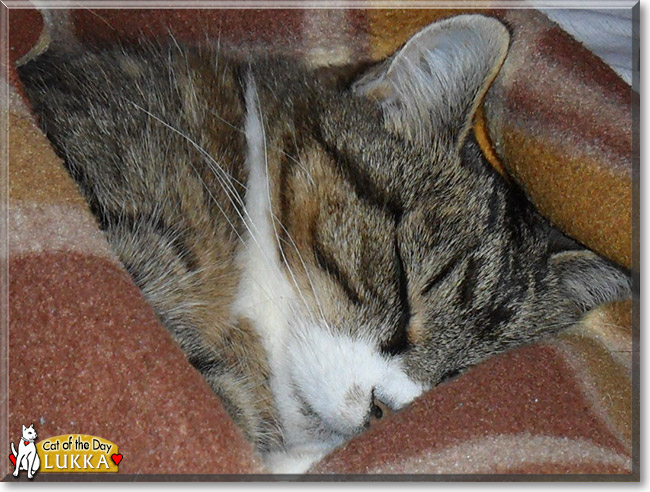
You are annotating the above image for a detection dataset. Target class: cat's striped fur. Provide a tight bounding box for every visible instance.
[18,15,631,472]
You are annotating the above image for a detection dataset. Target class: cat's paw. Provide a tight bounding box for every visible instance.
[263,444,333,474]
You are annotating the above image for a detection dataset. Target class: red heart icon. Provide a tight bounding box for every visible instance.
[9,454,16,465]
[111,453,123,466]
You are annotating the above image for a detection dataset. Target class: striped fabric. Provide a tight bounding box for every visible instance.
[5,5,636,479]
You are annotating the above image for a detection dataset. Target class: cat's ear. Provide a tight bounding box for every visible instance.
[353,15,509,146]
[549,250,631,312]
[22,424,26,431]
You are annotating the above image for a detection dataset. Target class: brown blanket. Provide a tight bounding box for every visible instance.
[4,6,637,479]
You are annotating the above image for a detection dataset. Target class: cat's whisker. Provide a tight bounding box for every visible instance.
[290,133,316,187]
[208,109,245,134]
[167,27,183,56]
[274,219,327,322]
[213,29,222,69]
[191,161,306,319]
[126,99,253,248]
[80,7,118,32]
[173,141,302,327]
[578,319,632,330]
[237,83,323,319]
[137,59,247,211]
[200,156,247,210]
[547,320,591,331]
[237,297,298,311]
[208,109,314,189]
[249,82,315,318]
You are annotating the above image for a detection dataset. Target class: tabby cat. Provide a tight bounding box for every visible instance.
[18,15,631,473]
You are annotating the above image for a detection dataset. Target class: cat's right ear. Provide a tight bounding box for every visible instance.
[549,250,631,313]
[22,424,26,431]
[353,15,509,147]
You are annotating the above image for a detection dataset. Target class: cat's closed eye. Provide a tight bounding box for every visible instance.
[380,240,411,356]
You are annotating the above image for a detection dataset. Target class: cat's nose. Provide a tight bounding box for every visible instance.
[368,395,392,428]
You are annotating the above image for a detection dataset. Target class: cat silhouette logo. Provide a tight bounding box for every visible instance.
[9,424,41,479]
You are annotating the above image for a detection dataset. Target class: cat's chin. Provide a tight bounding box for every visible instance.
[262,442,338,474]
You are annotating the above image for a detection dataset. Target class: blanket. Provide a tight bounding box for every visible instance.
[4,4,637,479]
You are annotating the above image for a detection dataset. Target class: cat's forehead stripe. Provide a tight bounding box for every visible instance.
[312,130,404,223]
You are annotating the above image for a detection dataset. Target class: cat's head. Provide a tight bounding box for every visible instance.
[246,15,631,454]
[22,424,37,441]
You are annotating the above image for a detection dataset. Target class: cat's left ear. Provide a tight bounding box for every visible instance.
[353,15,509,146]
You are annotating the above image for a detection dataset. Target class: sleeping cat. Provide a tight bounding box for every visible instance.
[18,15,631,473]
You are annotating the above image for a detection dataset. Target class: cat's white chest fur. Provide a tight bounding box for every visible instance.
[232,77,316,472]
[231,77,298,358]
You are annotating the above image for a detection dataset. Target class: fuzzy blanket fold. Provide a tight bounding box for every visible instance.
[5,5,636,479]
